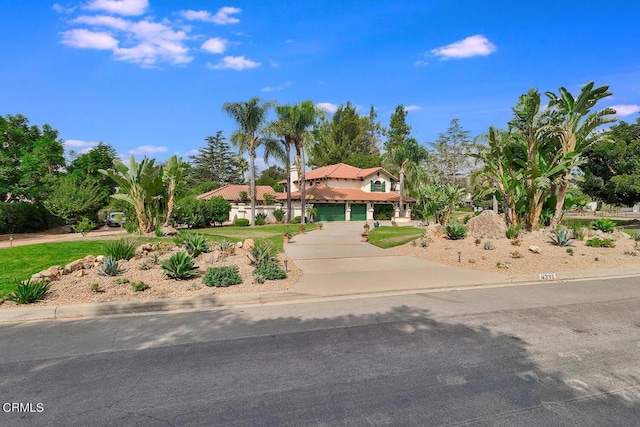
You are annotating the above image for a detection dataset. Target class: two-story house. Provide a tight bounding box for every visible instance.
[279,163,415,221]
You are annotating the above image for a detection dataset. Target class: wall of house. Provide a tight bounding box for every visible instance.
[360,176,392,193]
[228,203,304,224]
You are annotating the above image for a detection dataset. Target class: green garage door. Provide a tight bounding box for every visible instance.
[315,203,346,221]
[350,203,367,221]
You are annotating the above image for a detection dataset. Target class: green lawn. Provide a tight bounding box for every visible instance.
[367,226,424,249]
[193,223,316,253]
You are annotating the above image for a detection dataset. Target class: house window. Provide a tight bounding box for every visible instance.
[370,180,385,192]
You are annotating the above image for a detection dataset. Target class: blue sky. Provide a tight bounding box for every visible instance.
[2,0,640,170]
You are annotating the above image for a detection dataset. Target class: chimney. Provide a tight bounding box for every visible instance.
[289,165,299,192]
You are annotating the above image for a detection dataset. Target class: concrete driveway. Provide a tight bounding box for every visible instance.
[285,221,506,296]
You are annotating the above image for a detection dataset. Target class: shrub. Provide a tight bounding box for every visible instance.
[591,218,616,233]
[98,256,120,276]
[550,228,572,247]
[202,265,243,287]
[104,238,137,261]
[255,212,268,226]
[73,217,95,236]
[215,238,234,253]
[505,224,522,239]
[254,261,287,282]
[291,216,301,224]
[90,283,103,293]
[247,240,277,266]
[239,190,248,202]
[0,202,60,234]
[263,193,276,205]
[115,277,130,284]
[139,261,152,270]
[182,233,210,257]
[172,196,231,228]
[483,241,495,250]
[462,215,472,224]
[565,220,586,240]
[566,248,574,256]
[586,237,616,248]
[272,208,286,223]
[632,231,640,242]
[7,278,52,304]
[131,281,150,292]
[510,251,523,259]
[161,252,199,280]
[602,238,616,248]
[234,218,250,227]
[445,224,467,240]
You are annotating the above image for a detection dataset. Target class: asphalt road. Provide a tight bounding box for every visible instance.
[1,278,639,426]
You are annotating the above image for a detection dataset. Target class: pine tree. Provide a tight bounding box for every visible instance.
[430,119,473,185]
[188,131,244,185]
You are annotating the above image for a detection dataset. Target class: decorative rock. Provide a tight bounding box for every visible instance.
[71,269,85,278]
[64,259,84,274]
[30,273,44,281]
[160,226,178,236]
[96,255,105,263]
[466,210,507,239]
[135,243,155,257]
[243,239,255,251]
[528,245,541,254]
[424,224,444,242]
[236,241,243,249]
[41,266,62,279]
[82,255,96,269]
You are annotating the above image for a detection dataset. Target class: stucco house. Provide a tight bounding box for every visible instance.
[280,163,415,221]
[197,184,282,223]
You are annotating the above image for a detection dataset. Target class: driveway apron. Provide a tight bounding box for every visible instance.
[285,222,506,296]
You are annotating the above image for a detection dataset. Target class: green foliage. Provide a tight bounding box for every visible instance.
[215,237,234,252]
[550,228,573,246]
[67,142,118,198]
[505,224,522,239]
[263,193,276,206]
[187,131,244,186]
[373,204,394,220]
[98,256,120,276]
[483,241,495,250]
[247,240,278,266]
[586,237,616,248]
[161,251,199,280]
[90,283,103,293]
[255,212,268,226]
[416,183,465,225]
[632,231,640,242]
[272,208,286,223]
[254,261,287,283]
[366,226,424,249]
[182,233,210,257]
[202,265,243,287]
[173,195,231,228]
[239,190,248,202]
[44,175,109,225]
[234,218,250,226]
[291,216,301,224]
[139,261,152,270]
[429,118,473,185]
[6,278,51,304]
[104,238,137,261]
[131,281,150,292]
[444,224,467,240]
[510,251,523,259]
[73,217,95,236]
[565,220,586,241]
[115,277,130,284]
[591,218,616,233]
[0,202,61,234]
[566,248,574,256]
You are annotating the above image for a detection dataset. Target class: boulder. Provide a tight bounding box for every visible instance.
[82,255,96,269]
[71,269,86,278]
[424,224,444,242]
[236,241,243,249]
[528,245,541,254]
[243,239,255,251]
[64,259,85,275]
[41,266,62,279]
[466,210,507,239]
[160,226,178,236]
[135,243,155,257]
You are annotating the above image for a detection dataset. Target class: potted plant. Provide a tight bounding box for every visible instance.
[361,232,369,242]
[306,206,318,223]
[316,223,323,230]
[283,227,293,243]
[391,220,398,227]
[373,221,380,228]
[363,222,370,233]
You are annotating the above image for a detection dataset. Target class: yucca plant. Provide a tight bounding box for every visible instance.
[483,241,495,250]
[444,224,467,240]
[591,218,616,233]
[7,278,52,304]
[505,224,522,239]
[550,228,572,247]
[98,256,120,276]
[104,238,137,261]
[216,238,233,252]
[161,251,199,280]
[182,233,210,257]
[247,240,277,266]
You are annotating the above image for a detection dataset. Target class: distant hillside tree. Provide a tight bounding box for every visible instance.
[429,118,474,186]
[67,142,118,198]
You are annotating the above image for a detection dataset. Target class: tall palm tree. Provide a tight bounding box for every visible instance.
[275,101,319,224]
[223,97,274,226]
[266,110,296,222]
[545,82,616,228]
[162,155,185,226]
[385,138,428,218]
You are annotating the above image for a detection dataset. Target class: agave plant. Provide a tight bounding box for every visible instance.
[591,218,616,233]
[247,240,277,266]
[98,256,120,276]
[182,233,210,257]
[483,241,495,250]
[7,278,52,304]
[444,224,467,240]
[161,251,199,280]
[550,228,573,247]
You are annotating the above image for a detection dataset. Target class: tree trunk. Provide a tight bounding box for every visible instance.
[300,147,306,225]
[285,144,292,222]
[249,152,256,226]
[164,181,175,227]
[550,171,571,228]
[399,167,405,218]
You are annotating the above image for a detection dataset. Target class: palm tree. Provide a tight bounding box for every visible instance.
[545,82,616,228]
[99,155,164,233]
[266,110,295,222]
[275,101,319,225]
[163,155,185,226]
[385,138,428,218]
[223,97,274,226]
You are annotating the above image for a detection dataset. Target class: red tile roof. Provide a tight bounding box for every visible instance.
[302,163,397,181]
[276,183,415,203]
[197,184,279,202]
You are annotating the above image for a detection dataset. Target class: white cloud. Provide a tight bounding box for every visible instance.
[611,104,640,116]
[179,6,241,24]
[208,56,260,70]
[414,60,428,67]
[128,145,168,155]
[201,37,227,54]
[53,3,76,14]
[61,29,119,49]
[261,81,292,92]
[430,34,496,59]
[74,14,130,30]
[316,102,338,113]
[64,139,99,151]
[404,105,421,112]
[85,0,148,16]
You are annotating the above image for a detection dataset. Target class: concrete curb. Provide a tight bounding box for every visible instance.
[2,267,639,323]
